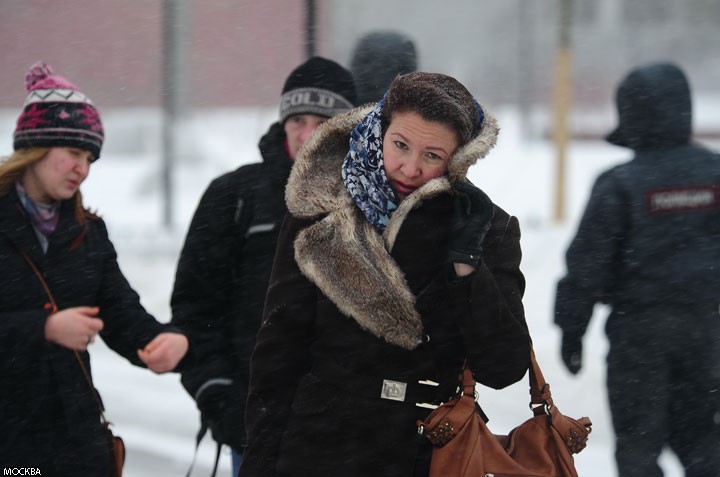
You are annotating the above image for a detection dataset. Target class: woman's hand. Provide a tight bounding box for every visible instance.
[448,180,495,268]
[44,306,104,351]
[137,332,189,373]
[453,262,477,277]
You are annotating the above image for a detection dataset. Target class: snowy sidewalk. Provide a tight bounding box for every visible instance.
[87,228,684,477]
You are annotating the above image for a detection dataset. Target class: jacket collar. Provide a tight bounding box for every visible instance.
[284,105,499,349]
[0,187,84,263]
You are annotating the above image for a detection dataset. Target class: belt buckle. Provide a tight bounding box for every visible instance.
[380,379,407,402]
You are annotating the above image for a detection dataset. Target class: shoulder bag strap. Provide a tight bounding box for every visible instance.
[15,245,110,425]
[528,346,555,415]
[463,344,554,415]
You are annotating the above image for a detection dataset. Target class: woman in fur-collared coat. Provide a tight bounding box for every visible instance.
[239,72,531,477]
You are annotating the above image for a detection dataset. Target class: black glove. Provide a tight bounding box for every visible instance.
[448,180,495,266]
[197,381,247,450]
[561,333,583,375]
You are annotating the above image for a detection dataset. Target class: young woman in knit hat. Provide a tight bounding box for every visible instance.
[238,72,531,476]
[0,62,190,474]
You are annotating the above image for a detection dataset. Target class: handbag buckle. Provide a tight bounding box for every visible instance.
[530,402,552,416]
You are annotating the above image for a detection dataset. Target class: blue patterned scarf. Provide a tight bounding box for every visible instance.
[341,98,399,231]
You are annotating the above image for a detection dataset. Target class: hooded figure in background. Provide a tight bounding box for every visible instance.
[555,62,720,476]
[349,30,418,105]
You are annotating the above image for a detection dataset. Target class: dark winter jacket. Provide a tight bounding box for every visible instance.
[0,188,174,474]
[555,63,720,342]
[239,106,531,477]
[170,122,293,450]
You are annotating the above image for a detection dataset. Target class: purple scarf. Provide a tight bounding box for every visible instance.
[16,182,60,236]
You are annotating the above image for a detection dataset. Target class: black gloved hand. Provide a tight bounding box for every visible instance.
[448,180,495,266]
[561,333,583,375]
[197,381,233,420]
[197,380,247,450]
[209,400,246,451]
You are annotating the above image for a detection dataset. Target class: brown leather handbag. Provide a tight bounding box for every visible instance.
[418,349,592,477]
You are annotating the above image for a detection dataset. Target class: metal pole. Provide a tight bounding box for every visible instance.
[553,0,573,223]
[162,0,185,229]
[517,0,534,141]
[305,0,316,58]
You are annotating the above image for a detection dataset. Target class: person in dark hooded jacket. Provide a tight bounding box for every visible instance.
[554,62,720,476]
[239,72,531,477]
[170,56,356,475]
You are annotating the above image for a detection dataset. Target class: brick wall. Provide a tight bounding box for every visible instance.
[0,0,328,109]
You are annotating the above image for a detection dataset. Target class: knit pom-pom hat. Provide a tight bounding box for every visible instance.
[13,62,104,159]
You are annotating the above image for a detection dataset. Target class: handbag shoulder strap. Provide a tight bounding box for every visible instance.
[15,245,110,424]
[460,367,476,396]
[528,346,555,414]
[462,346,554,414]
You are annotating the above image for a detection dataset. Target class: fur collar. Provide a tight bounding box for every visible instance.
[285,105,499,349]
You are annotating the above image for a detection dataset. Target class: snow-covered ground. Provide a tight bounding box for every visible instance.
[6,103,717,476]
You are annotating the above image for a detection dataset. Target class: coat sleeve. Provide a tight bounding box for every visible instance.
[170,174,248,397]
[554,171,627,337]
[447,212,531,389]
[240,214,317,477]
[93,219,172,365]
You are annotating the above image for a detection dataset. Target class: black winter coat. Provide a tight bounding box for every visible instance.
[239,106,531,477]
[0,188,172,475]
[171,122,292,449]
[555,63,720,342]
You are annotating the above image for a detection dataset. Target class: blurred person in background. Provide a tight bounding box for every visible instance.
[0,62,190,475]
[349,30,418,105]
[170,56,356,475]
[239,72,531,477]
[555,62,720,476]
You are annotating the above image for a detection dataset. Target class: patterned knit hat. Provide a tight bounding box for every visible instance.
[279,56,357,125]
[13,62,104,159]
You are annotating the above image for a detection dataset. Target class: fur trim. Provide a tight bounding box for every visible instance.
[285,103,499,349]
[383,176,450,252]
[447,107,499,182]
[294,205,423,350]
[286,106,374,219]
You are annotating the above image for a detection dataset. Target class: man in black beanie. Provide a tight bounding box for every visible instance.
[170,57,356,475]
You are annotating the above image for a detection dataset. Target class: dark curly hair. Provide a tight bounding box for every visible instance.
[380,72,481,147]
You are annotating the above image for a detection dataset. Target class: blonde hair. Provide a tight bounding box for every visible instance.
[0,147,95,234]
[0,148,50,195]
